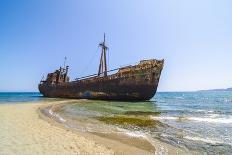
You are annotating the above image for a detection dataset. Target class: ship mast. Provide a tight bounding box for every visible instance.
[98,33,108,77]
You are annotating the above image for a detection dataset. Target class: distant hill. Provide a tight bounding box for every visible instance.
[199,87,232,92]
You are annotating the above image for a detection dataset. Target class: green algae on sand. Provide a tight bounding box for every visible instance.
[96,116,165,130]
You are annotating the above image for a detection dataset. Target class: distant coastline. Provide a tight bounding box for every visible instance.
[199,87,232,92]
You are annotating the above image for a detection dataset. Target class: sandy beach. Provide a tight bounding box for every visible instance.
[0,101,115,155]
[0,101,197,155]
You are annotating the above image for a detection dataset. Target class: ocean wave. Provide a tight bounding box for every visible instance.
[48,109,66,123]
[184,136,223,145]
[123,131,147,138]
[151,116,232,124]
[116,127,147,139]
[195,109,214,113]
[174,97,185,99]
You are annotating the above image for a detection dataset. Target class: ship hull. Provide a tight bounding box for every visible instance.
[39,59,164,101]
[39,79,158,101]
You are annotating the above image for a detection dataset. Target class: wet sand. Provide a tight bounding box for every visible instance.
[0,101,198,155]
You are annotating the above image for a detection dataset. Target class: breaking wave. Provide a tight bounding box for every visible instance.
[184,136,223,145]
[151,115,232,124]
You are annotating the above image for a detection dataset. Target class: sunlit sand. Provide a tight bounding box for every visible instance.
[0,101,197,155]
[0,101,113,155]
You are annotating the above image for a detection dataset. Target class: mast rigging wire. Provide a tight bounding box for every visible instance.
[79,46,99,75]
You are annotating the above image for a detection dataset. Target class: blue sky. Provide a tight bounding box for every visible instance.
[0,0,232,92]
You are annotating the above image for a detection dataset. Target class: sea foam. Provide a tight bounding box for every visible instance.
[151,116,232,124]
[116,127,147,139]
[184,136,223,145]
[48,109,67,123]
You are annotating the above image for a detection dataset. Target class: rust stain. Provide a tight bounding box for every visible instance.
[39,59,164,101]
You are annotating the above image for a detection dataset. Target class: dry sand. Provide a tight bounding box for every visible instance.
[0,101,198,155]
[0,102,114,155]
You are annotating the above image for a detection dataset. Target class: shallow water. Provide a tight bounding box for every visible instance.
[47,91,232,154]
[1,91,232,154]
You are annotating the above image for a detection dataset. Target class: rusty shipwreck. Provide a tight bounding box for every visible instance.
[39,35,164,101]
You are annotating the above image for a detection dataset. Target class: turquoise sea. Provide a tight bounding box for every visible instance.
[1,92,232,154]
[0,92,43,103]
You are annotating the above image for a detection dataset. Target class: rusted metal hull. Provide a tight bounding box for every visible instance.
[39,59,164,101]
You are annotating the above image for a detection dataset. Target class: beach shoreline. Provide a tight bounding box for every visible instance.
[0,101,114,155]
[38,100,157,155]
[0,100,198,155]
